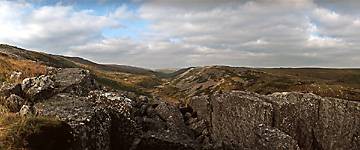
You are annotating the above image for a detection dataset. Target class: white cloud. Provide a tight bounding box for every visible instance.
[0,1,120,52]
[1,0,360,68]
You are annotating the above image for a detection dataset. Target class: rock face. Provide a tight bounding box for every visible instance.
[268,92,321,150]
[189,91,360,150]
[255,124,300,150]
[316,97,360,150]
[210,91,273,149]
[269,92,360,150]
[189,91,275,149]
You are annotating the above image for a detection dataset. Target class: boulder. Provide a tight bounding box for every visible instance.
[255,124,300,150]
[154,102,188,131]
[22,75,55,102]
[21,68,97,102]
[34,93,113,150]
[34,90,141,150]
[131,100,198,150]
[0,83,22,98]
[188,95,211,123]
[53,68,97,95]
[88,90,139,150]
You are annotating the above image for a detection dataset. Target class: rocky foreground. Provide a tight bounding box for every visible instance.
[0,68,359,150]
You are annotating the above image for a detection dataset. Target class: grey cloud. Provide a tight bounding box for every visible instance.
[1,0,360,68]
[69,0,360,68]
[0,1,119,53]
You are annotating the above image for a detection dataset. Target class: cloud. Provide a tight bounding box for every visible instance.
[1,0,360,68]
[0,0,120,52]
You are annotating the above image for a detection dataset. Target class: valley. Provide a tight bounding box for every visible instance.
[0,44,359,150]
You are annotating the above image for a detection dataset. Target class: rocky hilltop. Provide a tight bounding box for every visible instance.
[0,44,359,150]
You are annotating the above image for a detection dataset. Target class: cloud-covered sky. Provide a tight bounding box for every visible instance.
[0,0,360,68]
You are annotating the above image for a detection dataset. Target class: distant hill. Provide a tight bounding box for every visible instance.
[0,44,162,95]
[1,44,360,102]
[155,66,360,102]
[64,56,163,76]
[1,44,359,149]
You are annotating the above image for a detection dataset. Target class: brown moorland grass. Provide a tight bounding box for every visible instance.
[0,113,72,150]
[0,54,47,83]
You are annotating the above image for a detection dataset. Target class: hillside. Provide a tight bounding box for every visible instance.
[154,66,360,104]
[0,44,163,95]
[0,44,359,149]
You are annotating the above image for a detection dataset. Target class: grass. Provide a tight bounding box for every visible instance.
[158,66,360,103]
[0,54,47,83]
[95,76,150,96]
[0,113,72,150]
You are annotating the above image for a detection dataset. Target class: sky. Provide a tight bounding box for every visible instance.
[0,0,360,69]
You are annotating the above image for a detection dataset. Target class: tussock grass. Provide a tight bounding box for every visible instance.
[0,113,70,150]
[0,54,47,83]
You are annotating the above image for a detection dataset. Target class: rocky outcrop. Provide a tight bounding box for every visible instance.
[22,75,55,102]
[0,83,22,98]
[315,97,360,150]
[269,92,360,150]
[189,91,275,149]
[210,91,273,149]
[255,124,300,150]
[188,91,360,150]
[19,68,97,103]
[53,68,98,95]
[268,92,321,149]
[34,93,113,150]
[133,100,198,150]
[2,67,359,150]
[17,68,197,150]
[0,83,24,112]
